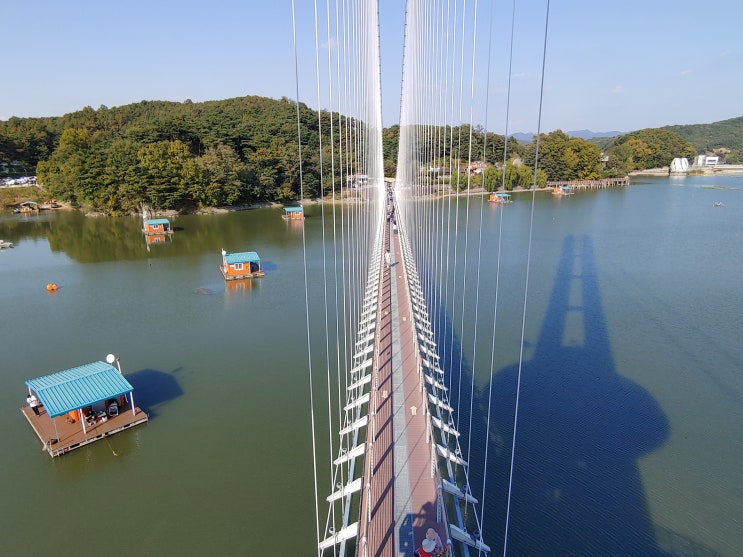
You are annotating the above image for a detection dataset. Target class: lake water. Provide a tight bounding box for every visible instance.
[1,175,741,556]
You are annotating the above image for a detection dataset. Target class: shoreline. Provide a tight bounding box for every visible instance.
[7,165,743,217]
[630,164,743,177]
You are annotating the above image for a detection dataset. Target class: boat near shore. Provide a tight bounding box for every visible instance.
[13,201,39,214]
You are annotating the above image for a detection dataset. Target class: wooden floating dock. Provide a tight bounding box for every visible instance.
[546,177,629,189]
[21,403,148,458]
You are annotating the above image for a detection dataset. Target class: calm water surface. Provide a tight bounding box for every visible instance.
[1,175,741,556]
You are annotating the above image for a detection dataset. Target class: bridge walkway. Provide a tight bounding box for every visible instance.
[360,220,442,556]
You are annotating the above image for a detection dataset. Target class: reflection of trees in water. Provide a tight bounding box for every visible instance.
[436,235,679,556]
[8,208,310,263]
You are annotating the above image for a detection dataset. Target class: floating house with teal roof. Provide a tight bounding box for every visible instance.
[489,192,512,204]
[282,206,304,221]
[142,217,173,235]
[22,357,148,458]
[552,185,574,196]
[220,249,265,280]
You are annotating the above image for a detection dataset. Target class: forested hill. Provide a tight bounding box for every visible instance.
[662,115,743,161]
[0,96,345,213]
[3,95,736,214]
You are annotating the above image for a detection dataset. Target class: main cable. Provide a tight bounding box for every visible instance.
[291,1,321,553]
[503,1,552,555]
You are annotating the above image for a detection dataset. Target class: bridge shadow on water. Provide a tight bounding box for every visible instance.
[434,235,679,556]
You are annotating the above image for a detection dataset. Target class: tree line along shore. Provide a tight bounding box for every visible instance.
[2,96,741,215]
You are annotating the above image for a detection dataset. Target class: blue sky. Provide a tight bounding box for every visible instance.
[2,0,741,134]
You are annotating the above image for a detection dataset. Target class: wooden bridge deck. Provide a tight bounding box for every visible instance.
[359,220,443,556]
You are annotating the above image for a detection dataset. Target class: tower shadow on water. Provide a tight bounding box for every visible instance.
[438,234,672,556]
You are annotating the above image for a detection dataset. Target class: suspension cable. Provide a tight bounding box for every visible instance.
[480,0,517,546]
[503,2,552,555]
[291,2,321,553]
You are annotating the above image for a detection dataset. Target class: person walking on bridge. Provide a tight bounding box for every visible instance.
[426,527,446,556]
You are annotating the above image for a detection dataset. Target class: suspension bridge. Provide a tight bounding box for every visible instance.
[291,1,552,555]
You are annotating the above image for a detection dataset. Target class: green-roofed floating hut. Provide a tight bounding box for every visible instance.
[220,249,265,280]
[552,185,574,196]
[142,217,174,235]
[489,192,512,204]
[22,356,148,458]
[282,206,304,221]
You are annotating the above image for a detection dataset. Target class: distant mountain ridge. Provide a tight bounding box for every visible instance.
[662,116,743,154]
[510,115,743,156]
[511,129,623,142]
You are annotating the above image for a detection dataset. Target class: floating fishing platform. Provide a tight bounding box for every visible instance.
[143,217,174,236]
[22,357,148,458]
[489,192,512,204]
[282,206,304,220]
[552,185,574,196]
[220,249,265,280]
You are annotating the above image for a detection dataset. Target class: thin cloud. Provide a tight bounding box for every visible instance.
[680,68,693,76]
[611,85,622,94]
[322,37,338,50]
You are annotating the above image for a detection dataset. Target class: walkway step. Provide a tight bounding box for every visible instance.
[428,393,454,413]
[356,333,375,346]
[333,443,366,465]
[318,522,359,550]
[350,359,373,375]
[435,444,467,466]
[424,374,447,391]
[326,477,363,502]
[441,479,478,504]
[448,524,490,553]
[339,415,368,436]
[347,373,372,391]
[431,415,459,437]
[343,392,370,411]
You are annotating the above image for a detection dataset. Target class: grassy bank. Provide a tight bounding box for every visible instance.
[0,186,45,209]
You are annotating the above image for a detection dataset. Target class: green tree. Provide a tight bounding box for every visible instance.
[102,138,146,213]
[194,143,246,207]
[522,130,602,180]
[607,128,696,170]
[137,140,197,209]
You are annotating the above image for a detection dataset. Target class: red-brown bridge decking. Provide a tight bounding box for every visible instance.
[359,221,443,556]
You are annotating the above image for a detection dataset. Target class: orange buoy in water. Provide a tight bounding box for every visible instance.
[46,283,58,291]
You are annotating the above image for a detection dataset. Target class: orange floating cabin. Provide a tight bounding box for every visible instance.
[220,249,265,280]
[142,218,173,235]
[282,207,304,220]
[488,192,512,204]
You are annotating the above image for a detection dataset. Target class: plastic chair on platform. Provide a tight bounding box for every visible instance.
[108,401,119,417]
